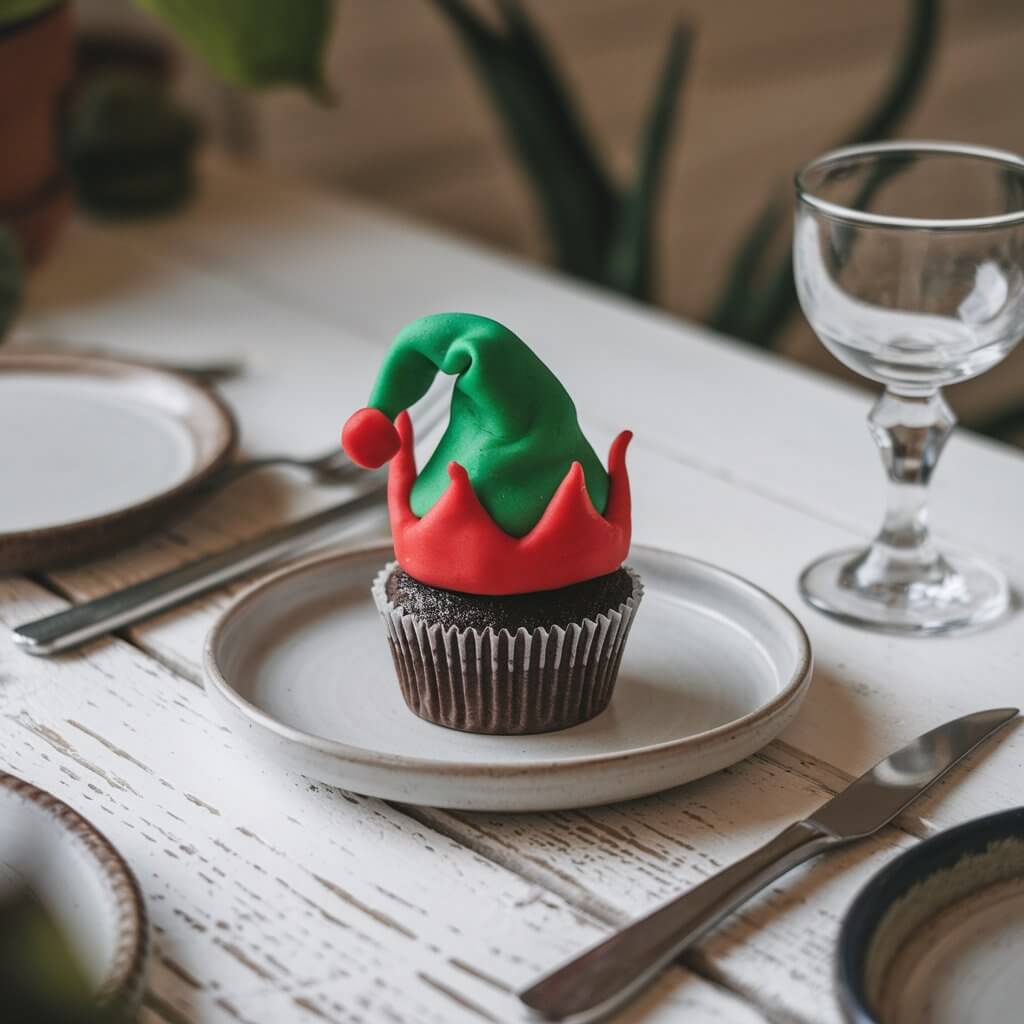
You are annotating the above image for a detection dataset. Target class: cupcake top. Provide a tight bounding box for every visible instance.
[342,313,631,595]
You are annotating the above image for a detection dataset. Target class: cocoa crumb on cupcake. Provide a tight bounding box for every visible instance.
[341,312,643,735]
[384,567,636,634]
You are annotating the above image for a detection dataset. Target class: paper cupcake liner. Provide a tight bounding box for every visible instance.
[371,563,643,735]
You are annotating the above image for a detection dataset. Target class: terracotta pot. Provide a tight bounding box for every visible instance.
[0,2,74,266]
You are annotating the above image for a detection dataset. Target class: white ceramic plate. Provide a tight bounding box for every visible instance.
[0,353,236,571]
[0,771,148,1014]
[205,544,812,811]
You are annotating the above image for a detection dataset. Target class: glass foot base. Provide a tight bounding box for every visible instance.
[799,548,1011,635]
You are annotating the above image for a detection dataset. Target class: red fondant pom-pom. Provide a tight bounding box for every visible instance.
[342,407,401,468]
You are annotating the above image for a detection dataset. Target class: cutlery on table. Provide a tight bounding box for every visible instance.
[10,391,448,655]
[112,354,245,386]
[6,340,247,385]
[519,706,1019,1023]
[12,478,387,656]
[204,390,447,491]
[210,393,447,489]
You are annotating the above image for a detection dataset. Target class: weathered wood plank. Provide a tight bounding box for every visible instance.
[0,576,764,1023]
[415,728,1016,1024]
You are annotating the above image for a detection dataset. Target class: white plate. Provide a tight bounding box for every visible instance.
[204,544,812,811]
[0,771,148,1014]
[0,353,236,570]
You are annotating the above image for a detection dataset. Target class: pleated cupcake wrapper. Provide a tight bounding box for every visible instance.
[371,563,643,735]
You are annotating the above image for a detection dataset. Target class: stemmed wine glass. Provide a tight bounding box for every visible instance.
[793,141,1024,633]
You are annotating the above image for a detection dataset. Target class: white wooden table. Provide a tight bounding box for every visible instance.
[4,158,1024,1024]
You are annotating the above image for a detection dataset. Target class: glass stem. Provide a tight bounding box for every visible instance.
[841,389,960,597]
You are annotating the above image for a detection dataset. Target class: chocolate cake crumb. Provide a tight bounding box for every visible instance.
[385,567,634,632]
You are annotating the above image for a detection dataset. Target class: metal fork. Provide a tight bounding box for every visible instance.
[5,340,246,385]
[208,391,449,490]
[207,446,360,489]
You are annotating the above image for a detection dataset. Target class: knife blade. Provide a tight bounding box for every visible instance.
[808,706,1018,840]
[519,706,1018,1023]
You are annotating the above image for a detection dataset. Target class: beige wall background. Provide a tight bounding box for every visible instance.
[84,0,1024,430]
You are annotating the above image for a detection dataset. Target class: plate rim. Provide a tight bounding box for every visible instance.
[204,542,813,778]
[0,351,238,549]
[0,769,149,1013]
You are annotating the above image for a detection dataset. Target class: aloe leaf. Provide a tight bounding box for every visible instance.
[133,0,334,96]
[493,0,617,208]
[735,242,797,349]
[432,0,617,279]
[0,226,23,342]
[707,0,941,348]
[842,0,940,146]
[604,24,692,300]
[706,194,787,339]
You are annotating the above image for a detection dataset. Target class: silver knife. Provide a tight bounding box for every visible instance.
[12,480,386,657]
[519,706,1019,1023]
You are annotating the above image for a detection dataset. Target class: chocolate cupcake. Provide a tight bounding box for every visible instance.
[342,312,643,735]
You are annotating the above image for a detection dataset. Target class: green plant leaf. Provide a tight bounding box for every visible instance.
[707,0,941,348]
[493,0,616,214]
[0,0,59,28]
[431,0,617,279]
[705,194,787,341]
[133,0,334,96]
[842,0,941,146]
[604,24,692,300]
[0,226,23,342]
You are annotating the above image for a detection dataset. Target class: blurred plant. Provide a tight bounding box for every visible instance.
[134,0,334,97]
[66,74,201,218]
[431,0,691,302]
[0,0,57,20]
[0,885,120,1024]
[0,0,335,96]
[707,0,941,349]
[0,0,335,342]
[0,227,23,342]
[432,0,942,315]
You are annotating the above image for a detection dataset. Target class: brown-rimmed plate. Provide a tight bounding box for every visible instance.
[204,543,813,812]
[0,770,149,1015]
[0,352,237,572]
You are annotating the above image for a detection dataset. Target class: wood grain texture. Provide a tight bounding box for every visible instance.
[0,577,762,1024]
[7,159,1024,1022]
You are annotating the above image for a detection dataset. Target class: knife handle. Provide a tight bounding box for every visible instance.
[519,820,836,1023]
[11,484,385,657]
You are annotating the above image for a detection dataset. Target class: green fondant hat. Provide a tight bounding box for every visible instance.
[354,312,608,537]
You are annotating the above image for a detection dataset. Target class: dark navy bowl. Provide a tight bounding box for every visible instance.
[837,806,1024,1024]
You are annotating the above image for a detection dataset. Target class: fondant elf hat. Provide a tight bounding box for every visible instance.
[342,313,632,595]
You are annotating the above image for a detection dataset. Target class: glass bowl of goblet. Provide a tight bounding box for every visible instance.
[793,141,1024,633]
